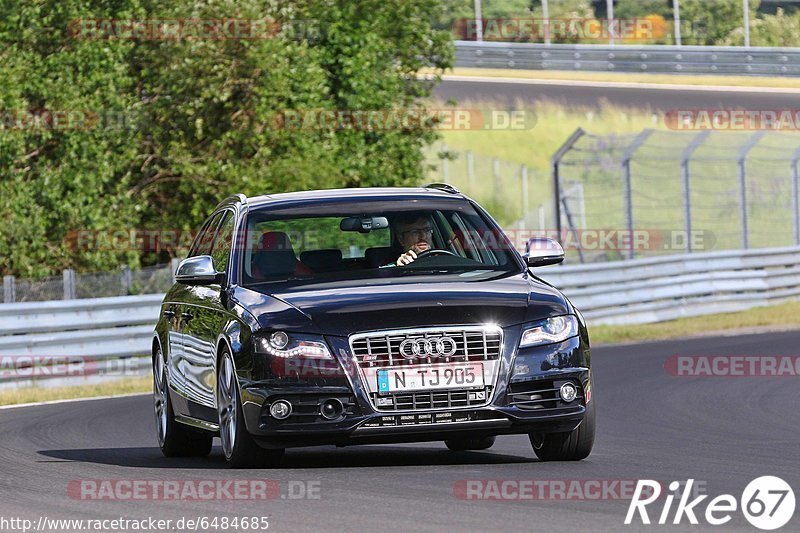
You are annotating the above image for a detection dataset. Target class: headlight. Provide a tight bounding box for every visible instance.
[254,331,333,359]
[519,315,579,347]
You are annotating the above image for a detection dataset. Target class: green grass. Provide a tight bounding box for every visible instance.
[0,376,150,407]
[439,67,800,89]
[590,301,800,345]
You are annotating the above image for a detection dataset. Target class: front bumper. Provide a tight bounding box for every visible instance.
[239,326,591,449]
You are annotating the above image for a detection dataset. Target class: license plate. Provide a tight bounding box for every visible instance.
[377,363,484,393]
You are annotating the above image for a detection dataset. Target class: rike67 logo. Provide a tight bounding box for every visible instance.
[626,477,795,530]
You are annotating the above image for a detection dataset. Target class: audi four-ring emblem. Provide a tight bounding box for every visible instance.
[399,336,458,359]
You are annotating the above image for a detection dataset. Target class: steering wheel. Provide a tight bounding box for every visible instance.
[415,249,458,260]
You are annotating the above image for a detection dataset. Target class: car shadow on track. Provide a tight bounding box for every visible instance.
[37,445,536,469]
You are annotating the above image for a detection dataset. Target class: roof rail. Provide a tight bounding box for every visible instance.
[425,183,460,194]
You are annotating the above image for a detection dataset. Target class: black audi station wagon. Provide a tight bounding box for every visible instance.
[153,185,594,467]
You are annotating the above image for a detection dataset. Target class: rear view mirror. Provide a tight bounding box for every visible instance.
[524,238,565,267]
[340,216,389,233]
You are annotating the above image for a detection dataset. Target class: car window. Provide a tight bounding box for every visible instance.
[189,212,224,258]
[241,201,521,285]
[211,210,235,273]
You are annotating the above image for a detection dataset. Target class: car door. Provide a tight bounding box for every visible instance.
[181,209,236,417]
[164,213,220,402]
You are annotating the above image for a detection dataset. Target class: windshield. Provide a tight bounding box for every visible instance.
[239,199,522,287]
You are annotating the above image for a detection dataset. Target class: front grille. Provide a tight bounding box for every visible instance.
[507,379,583,411]
[370,386,493,412]
[350,326,502,369]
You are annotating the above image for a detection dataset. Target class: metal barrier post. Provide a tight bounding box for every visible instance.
[521,164,529,224]
[551,128,586,242]
[621,129,655,259]
[63,269,76,300]
[792,146,800,245]
[171,258,181,285]
[3,275,15,303]
[121,266,133,295]
[737,131,766,249]
[442,143,449,184]
[466,150,475,189]
[681,131,711,253]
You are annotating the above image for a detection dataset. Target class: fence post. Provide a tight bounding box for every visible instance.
[442,143,449,184]
[63,269,76,300]
[737,131,766,250]
[520,164,529,226]
[681,131,710,253]
[621,129,655,259]
[492,158,501,206]
[3,275,15,303]
[551,128,586,243]
[792,146,800,245]
[466,150,475,189]
[121,265,132,295]
[171,258,181,285]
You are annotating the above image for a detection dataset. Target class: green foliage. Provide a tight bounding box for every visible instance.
[723,7,800,46]
[0,0,453,277]
[679,0,760,45]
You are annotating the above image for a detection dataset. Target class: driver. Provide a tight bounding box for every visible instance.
[393,214,433,266]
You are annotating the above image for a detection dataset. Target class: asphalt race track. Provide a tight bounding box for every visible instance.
[435,76,800,111]
[2,330,798,532]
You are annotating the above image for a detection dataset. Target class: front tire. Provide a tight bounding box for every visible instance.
[153,347,212,457]
[528,400,595,461]
[445,436,496,451]
[217,348,284,468]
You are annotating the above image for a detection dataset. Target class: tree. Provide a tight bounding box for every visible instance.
[0,0,453,277]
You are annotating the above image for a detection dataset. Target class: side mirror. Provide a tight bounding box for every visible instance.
[524,238,564,267]
[175,255,223,285]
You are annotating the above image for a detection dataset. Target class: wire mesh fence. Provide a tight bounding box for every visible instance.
[428,129,800,262]
[553,129,800,261]
[426,142,552,231]
[4,263,174,303]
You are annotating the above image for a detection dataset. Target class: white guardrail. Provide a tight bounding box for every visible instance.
[1,246,799,380]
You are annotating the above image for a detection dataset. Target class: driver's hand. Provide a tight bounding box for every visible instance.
[396,249,417,266]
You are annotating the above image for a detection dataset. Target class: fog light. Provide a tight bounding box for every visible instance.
[269,400,292,420]
[320,398,344,420]
[559,383,578,403]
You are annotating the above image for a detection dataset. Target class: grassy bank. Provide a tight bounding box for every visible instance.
[590,301,800,345]
[0,376,151,407]
[439,68,800,89]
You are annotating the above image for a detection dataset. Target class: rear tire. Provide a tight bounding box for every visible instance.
[445,436,496,451]
[529,400,595,461]
[217,348,284,468]
[153,347,213,458]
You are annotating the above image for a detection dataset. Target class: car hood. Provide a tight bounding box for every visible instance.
[235,272,570,336]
